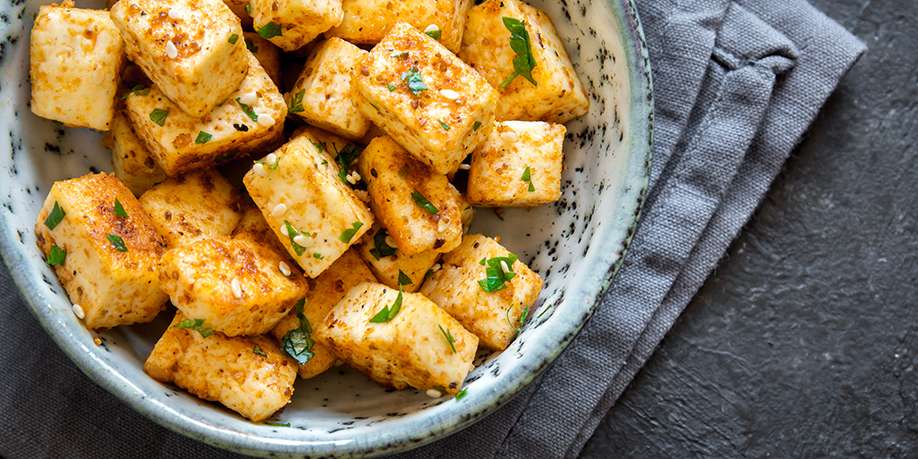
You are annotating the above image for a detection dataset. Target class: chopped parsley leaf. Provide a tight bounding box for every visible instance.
[44,201,65,230]
[176,318,213,337]
[253,345,267,357]
[47,244,66,266]
[114,199,128,218]
[282,299,314,364]
[284,221,307,256]
[478,253,519,292]
[387,83,397,92]
[499,17,537,90]
[369,290,403,323]
[288,90,305,113]
[397,270,413,286]
[438,120,450,131]
[195,131,213,144]
[401,67,428,95]
[473,120,482,131]
[236,98,258,122]
[521,166,535,192]
[339,221,364,243]
[370,228,397,259]
[438,325,457,353]
[424,24,442,40]
[455,387,468,400]
[149,108,169,126]
[333,143,362,185]
[264,421,290,427]
[228,33,239,44]
[107,234,127,252]
[257,22,282,40]
[411,191,438,215]
[313,252,323,259]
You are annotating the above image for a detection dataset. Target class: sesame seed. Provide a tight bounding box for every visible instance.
[440,89,460,100]
[293,234,310,247]
[71,304,85,320]
[165,40,178,59]
[278,261,291,277]
[238,91,257,105]
[167,7,182,20]
[424,24,440,34]
[279,224,290,236]
[253,162,266,176]
[346,170,361,185]
[265,152,278,166]
[333,359,344,367]
[458,163,471,170]
[425,389,442,398]
[231,277,243,299]
[431,263,441,272]
[500,260,511,274]
[271,203,287,217]
[258,114,275,126]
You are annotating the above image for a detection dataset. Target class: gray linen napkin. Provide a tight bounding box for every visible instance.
[0,0,864,457]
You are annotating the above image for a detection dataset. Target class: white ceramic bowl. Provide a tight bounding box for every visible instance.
[0,0,652,456]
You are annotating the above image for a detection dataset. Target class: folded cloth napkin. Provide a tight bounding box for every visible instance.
[0,0,864,457]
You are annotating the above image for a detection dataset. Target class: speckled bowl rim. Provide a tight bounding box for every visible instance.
[0,0,653,456]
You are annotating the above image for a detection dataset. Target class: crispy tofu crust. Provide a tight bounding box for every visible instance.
[329,0,472,53]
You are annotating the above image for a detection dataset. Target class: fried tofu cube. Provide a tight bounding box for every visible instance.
[356,136,463,256]
[243,130,373,277]
[29,5,124,130]
[357,225,439,293]
[249,0,343,52]
[329,0,472,53]
[110,0,248,117]
[34,173,167,329]
[139,171,241,248]
[271,250,375,379]
[467,121,565,206]
[354,22,498,175]
[109,110,167,196]
[124,52,286,176]
[317,282,477,394]
[460,0,589,123]
[159,237,308,336]
[287,38,370,140]
[244,32,282,86]
[421,234,541,350]
[145,312,297,422]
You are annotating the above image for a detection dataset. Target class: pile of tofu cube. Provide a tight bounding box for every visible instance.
[30,0,588,422]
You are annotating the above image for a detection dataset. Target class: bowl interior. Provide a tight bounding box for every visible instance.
[0,0,650,456]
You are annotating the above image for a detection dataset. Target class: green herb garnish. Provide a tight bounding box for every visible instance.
[44,201,65,230]
[521,166,535,192]
[397,270,413,286]
[176,318,214,337]
[257,22,282,39]
[438,325,457,353]
[333,143,362,185]
[244,2,252,14]
[370,228,397,260]
[282,299,314,364]
[499,17,537,90]
[288,90,305,114]
[47,244,66,266]
[473,120,482,131]
[424,24,442,40]
[107,234,127,252]
[236,98,258,122]
[438,120,450,131]
[284,220,306,256]
[253,345,267,357]
[455,388,468,400]
[387,83,397,92]
[401,67,428,95]
[114,199,128,218]
[149,108,169,126]
[121,84,149,99]
[228,33,239,44]
[339,221,364,243]
[195,131,213,144]
[411,191,438,215]
[369,290,403,323]
[313,252,323,259]
[478,253,518,292]
[264,421,290,427]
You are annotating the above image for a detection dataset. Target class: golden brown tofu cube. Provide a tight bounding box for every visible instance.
[109,110,167,196]
[110,0,248,117]
[243,32,282,86]
[357,225,440,293]
[249,0,343,52]
[329,0,472,53]
[467,121,565,207]
[35,173,168,329]
[354,22,498,175]
[421,234,541,350]
[30,5,124,130]
[356,136,464,256]
[243,130,373,278]
[159,237,308,336]
[460,0,589,123]
[287,38,370,140]
[145,312,297,422]
[139,171,242,248]
[317,282,478,394]
[124,52,286,177]
[271,249,376,379]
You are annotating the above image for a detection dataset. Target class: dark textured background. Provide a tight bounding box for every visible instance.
[581,0,918,457]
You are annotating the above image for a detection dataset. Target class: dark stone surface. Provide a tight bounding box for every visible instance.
[581,1,918,457]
